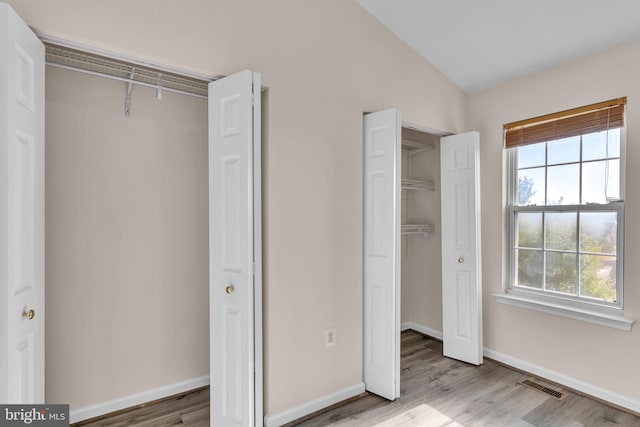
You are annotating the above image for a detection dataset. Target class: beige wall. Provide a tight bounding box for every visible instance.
[468,38,640,401]
[8,0,467,416]
[45,66,209,407]
[12,0,640,417]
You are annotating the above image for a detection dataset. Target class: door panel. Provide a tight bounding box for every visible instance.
[440,132,482,365]
[223,306,242,422]
[454,181,471,249]
[363,109,400,401]
[209,70,261,427]
[367,282,385,367]
[222,155,242,271]
[369,172,387,257]
[1,3,45,404]
[455,271,471,339]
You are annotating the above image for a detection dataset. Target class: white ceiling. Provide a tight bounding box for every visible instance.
[356,0,640,93]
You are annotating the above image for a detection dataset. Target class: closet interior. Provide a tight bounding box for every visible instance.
[43,46,211,408]
[400,127,443,332]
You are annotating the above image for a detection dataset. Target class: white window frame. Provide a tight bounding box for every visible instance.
[497,128,634,331]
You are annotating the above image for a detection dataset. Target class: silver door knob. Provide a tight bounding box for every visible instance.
[458,257,464,264]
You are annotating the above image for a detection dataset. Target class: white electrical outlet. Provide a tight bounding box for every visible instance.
[324,328,336,348]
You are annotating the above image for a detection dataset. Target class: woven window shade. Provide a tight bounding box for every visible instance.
[504,97,626,148]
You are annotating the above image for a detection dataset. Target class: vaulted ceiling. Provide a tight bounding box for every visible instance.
[356,0,640,93]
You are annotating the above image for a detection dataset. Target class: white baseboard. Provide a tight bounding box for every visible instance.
[402,322,640,414]
[401,322,443,340]
[69,326,640,424]
[69,375,210,424]
[483,348,640,415]
[263,382,365,427]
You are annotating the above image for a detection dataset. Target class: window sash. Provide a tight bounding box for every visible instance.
[507,148,625,311]
[508,204,623,307]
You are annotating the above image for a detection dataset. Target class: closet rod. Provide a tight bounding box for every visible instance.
[37,33,219,82]
[45,62,208,100]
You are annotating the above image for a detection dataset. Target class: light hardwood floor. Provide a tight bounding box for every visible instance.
[71,387,210,427]
[73,330,640,426]
[289,331,640,427]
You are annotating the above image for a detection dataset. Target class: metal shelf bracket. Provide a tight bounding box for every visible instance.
[124,67,135,117]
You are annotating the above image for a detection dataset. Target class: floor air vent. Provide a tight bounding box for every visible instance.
[519,379,568,400]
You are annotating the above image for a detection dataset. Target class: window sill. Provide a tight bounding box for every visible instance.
[494,292,635,331]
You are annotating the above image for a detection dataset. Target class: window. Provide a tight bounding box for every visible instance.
[504,98,627,318]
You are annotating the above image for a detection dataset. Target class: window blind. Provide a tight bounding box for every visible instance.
[504,97,626,148]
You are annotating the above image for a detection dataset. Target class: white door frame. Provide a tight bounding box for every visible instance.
[252,81,263,427]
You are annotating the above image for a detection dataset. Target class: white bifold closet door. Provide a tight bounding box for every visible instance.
[362,109,401,401]
[440,132,483,366]
[0,3,45,404]
[363,110,483,399]
[209,69,263,427]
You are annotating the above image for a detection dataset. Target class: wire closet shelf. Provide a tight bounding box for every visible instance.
[44,41,214,100]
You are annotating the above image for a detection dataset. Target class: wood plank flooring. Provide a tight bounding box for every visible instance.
[290,331,640,427]
[73,330,640,426]
[71,387,209,427]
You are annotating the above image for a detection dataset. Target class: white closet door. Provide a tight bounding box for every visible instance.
[209,69,262,427]
[440,132,483,365]
[0,3,45,404]
[363,109,400,400]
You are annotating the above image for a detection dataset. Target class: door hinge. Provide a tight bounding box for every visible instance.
[252,262,256,275]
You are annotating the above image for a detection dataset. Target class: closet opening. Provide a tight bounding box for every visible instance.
[363,109,482,401]
[399,126,442,342]
[42,36,216,423]
[4,9,267,422]
[45,54,212,420]
[363,109,445,400]
[45,51,268,422]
